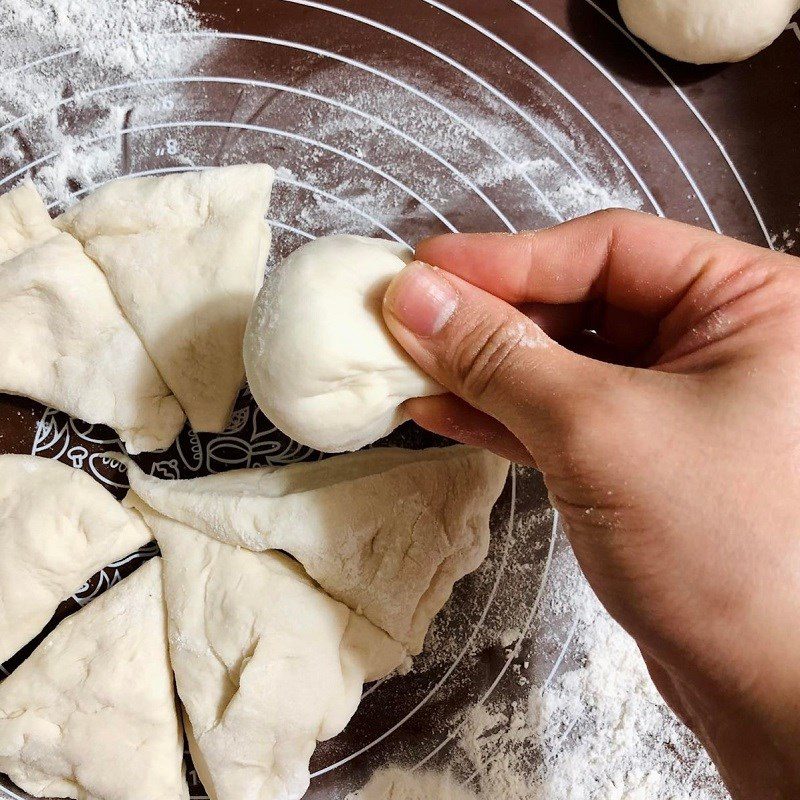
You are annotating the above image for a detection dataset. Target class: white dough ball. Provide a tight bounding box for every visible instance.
[244,235,442,453]
[618,0,800,64]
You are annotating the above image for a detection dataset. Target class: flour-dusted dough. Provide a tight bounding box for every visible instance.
[618,0,800,64]
[0,232,186,452]
[57,165,275,433]
[0,455,153,665]
[0,179,57,260]
[0,184,185,453]
[244,235,443,453]
[127,496,404,800]
[120,446,509,653]
[0,558,188,800]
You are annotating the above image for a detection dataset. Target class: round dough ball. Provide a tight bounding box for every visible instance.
[618,0,800,64]
[244,235,442,453]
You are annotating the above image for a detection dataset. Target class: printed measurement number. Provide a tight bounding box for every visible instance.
[155,138,180,157]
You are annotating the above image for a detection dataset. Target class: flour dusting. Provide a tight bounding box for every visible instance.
[348,768,479,800]
[454,561,725,800]
[0,0,208,202]
[349,534,727,799]
[0,0,203,75]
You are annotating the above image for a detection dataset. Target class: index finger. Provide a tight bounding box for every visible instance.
[415,209,766,319]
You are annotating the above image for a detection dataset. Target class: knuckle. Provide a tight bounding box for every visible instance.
[550,382,627,479]
[587,207,643,226]
[552,371,649,485]
[449,315,525,402]
[586,207,648,249]
[551,405,601,480]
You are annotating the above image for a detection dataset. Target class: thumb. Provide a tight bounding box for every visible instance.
[383,260,632,460]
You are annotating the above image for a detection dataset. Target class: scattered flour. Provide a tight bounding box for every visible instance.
[351,546,728,800]
[347,768,479,800]
[453,554,726,799]
[0,0,208,203]
[772,228,798,252]
[348,536,729,800]
[0,0,204,76]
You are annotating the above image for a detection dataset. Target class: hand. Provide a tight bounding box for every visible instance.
[382,210,800,800]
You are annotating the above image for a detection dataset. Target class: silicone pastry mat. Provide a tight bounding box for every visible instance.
[1,1,798,797]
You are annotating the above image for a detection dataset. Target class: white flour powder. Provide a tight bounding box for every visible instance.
[456,571,725,800]
[0,0,203,76]
[348,768,480,800]
[352,546,727,800]
[0,0,207,202]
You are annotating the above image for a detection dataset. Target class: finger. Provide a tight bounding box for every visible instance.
[383,260,631,455]
[415,210,763,318]
[405,394,535,466]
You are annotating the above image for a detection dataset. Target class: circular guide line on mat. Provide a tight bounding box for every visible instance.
[496,0,719,231]
[280,0,665,217]
[579,0,772,247]
[2,75,518,232]
[311,466,521,777]
[0,119,456,243]
[48,162,407,245]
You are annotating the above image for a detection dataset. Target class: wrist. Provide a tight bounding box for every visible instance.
[672,668,800,800]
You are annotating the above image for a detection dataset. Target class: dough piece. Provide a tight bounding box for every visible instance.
[120,446,509,653]
[0,455,152,666]
[0,182,186,452]
[244,235,442,453]
[58,164,276,432]
[127,496,404,800]
[618,0,800,64]
[0,179,58,261]
[0,558,188,800]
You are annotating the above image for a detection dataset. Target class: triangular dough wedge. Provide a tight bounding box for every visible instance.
[121,446,509,653]
[0,558,188,800]
[0,182,186,453]
[127,495,404,800]
[0,455,153,665]
[57,165,276,432]
[0,179,58,261]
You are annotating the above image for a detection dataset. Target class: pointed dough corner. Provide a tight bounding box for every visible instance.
[57,164,276,433]
[0,181,186,453]
[0,558,188,800]
[123,445,510,654]
[128,496,404,800]
[0,178,59,262]
[0,455,153,665]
